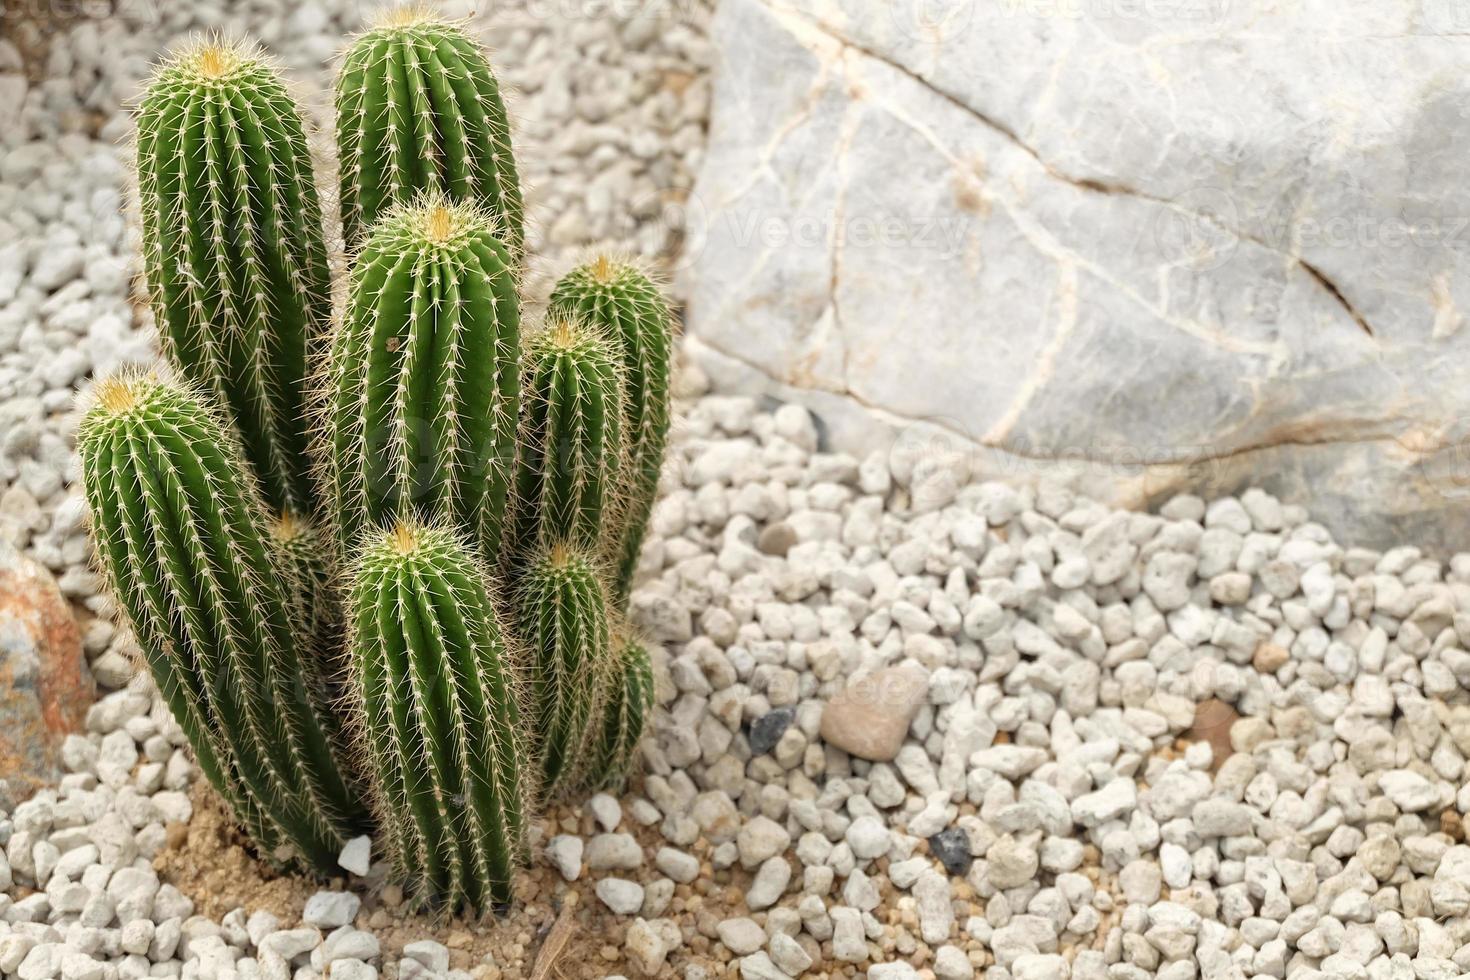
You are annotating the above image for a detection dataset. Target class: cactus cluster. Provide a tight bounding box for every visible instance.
[81,16,674,916]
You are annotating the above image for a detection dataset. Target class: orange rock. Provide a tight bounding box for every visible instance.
[0,542,93,798]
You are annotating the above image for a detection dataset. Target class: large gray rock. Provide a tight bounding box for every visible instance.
[681,0,1470,548]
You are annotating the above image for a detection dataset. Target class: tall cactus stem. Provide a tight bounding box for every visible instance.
[78,373,363,871]
[512,318,623,555]
[336,9,524,254]
[516,543,610,796]
[548,256,673,604]
[134,38,330,517]
[585,630,656,790]
[322,195,520,565]
[347,520,529,914]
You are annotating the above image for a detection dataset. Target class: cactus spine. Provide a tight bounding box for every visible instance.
[549,257,673,602]
[336,10,524,254]
[348,521,528,913]
[586,632,656,788]
[135,39,330,517]
[516,544,610,796]
[513,319,624,554]
[322,197,520,563]
[78,375,362,871]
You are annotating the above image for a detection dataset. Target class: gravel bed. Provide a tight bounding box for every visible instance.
[8,378,1470,979]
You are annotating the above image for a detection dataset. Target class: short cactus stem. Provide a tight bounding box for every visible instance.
[585,630,655,789]
[135,38,331,517]
[335,10,524,254]
[268,512,353,766]
[347,520,529,914]
[548,256,673,603]
[517,543,611,796]
[78,374,363,871]
[322,196,520,564]
[513,318,624,555]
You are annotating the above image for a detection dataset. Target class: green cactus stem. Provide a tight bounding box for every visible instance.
[134,39,330,517]
[322,196,520,563]
[347,520,528,914]
[336,9,524,254]
[78,374,363,871]
[516,543,610,796]
[548,256,673,603]
[268,512,354,769]
[585,629,655,790]
[513,318,623,555]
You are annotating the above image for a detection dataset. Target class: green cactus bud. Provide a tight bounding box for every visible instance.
[548,256,673,603]
[134,39,330,517]
[78,373,364,871]
[513,318,623,555]
[336,8,524,254]
[516,543,610,796]
[347,520,529,914]
[322,196,520,563]
[585,630,655,790]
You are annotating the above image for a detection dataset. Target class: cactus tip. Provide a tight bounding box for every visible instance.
[93,375,143,416]
[373,3,441,30]
[591,254,616,283]
[388,520,421,555]
[424,205,455,243]
[270,511,305,542]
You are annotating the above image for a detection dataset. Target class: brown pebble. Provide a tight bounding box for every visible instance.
[1190,697,1240,769]
[1252,642,1289,673]
[818,662,931,762]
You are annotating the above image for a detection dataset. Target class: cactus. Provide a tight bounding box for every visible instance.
[347,521,528,914]
[78,374,363,871]
[103,21,670,904]
[134,38,330,518]
[513,318,624,554]
[548,257,673,602]
[322,196,520,563]
[585,631,656,789]
[516,544,610,796]
[336,9,524,254]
